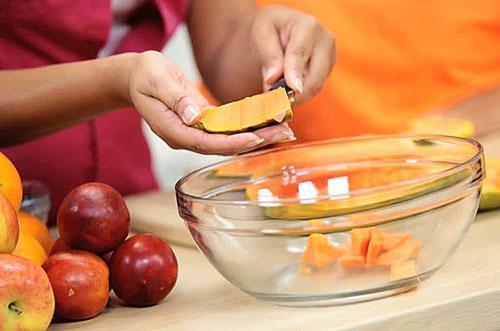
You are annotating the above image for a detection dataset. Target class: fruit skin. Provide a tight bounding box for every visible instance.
[49,238,71,255]
[13,232,48,266]
[479,157,500,211]
[0,254,55,330]
[0,192,19,253]
[18,212,54,254]
[0,152,22,212]
[110,234,178,307]
[43,250,109,321]
[406,116,475,138]
[57,182,130,254]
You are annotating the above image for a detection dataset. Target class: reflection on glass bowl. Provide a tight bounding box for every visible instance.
[176,135,484,306]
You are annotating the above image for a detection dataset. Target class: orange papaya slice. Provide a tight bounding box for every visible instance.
[390,260,417,281]
[365,228,384,267]
[245,163,448,219]
[376,239,421,266]
[381,232,411,252]
[194,87,292,134]
[338,254,365,270]
[351,228,372,257]
[301,233,344,269]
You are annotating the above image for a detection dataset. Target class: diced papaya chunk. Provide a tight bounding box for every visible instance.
[390,260,417,281]
[339,254,365,270]
[366,229,384,267]
[377,239,421,266]
[301,233,344,269]
[381,232,411,252]
[351,228,372,256]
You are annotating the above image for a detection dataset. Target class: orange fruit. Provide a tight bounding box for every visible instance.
[0,152,22,212]
[18,212,54,254]
[12,232,48,266]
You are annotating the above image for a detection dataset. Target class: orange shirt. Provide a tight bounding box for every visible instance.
[257,0,500,142]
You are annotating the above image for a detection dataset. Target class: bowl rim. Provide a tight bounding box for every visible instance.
[175,134,483,206]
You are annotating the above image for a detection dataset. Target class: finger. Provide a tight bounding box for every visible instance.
[284,17,319,94]
[138,70,205,125]
[301,33,336,100]
[251,17,285,90]
[186,79,213,110]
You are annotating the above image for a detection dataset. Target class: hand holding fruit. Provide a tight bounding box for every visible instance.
[128,51,295,155]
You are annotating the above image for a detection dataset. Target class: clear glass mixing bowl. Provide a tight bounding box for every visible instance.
[176,135,484,306]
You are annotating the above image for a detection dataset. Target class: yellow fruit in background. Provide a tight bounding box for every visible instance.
[18,212,54,254]
[13,232,48,266]
[479,157,500,211]
[406,116,475,138]
[0,152,22,212]
[0,192,19,253]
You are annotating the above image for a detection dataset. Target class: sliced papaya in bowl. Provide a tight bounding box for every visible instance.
[245,161,469,220]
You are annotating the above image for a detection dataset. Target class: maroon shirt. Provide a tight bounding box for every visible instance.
[0,0,189,221]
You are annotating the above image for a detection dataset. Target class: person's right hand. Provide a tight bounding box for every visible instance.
[128,51,295,156]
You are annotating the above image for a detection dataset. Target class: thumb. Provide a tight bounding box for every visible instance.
[153,77,206,125]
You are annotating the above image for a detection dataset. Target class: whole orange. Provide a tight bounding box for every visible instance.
[0,153,22,212]
[13,232,48,266]
[18,212,54,254]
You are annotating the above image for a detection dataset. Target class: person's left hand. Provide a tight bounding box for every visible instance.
[250,6,336,103]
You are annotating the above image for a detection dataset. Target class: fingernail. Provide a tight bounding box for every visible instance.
[249,137,265,147]
[295,78,304,94]
[184,105,201,125]
[262,64,280,83]
[272,131,296,143]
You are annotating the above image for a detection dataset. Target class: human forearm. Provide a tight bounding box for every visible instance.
[188,0,261,103]
[0,53,136,146]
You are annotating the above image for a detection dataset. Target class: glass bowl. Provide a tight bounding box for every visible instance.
[175,135,484,306]
[21,180,51,223]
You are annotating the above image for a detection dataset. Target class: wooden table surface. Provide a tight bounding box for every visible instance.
[48,134,500,331]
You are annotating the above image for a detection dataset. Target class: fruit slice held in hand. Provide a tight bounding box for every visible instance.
[13,232,48,266]
[193,88,292,133]
[57,182,130,254]
[0,192,19,253]
[43,250,109,321]
[0,152,22,212]
[18,212,54,254]
[0,254,55,330]
[110,234,178,307]
[479,157,500,211]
